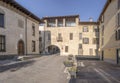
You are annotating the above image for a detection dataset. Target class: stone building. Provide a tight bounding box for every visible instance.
[0,0,40,56]
[39,26,45,54]
[42,15,99,56]
[98,0,120,64]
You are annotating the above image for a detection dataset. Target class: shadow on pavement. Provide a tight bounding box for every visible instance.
[69,78,76,83]
[0,60,35,73]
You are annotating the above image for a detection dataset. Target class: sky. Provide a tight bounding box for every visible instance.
[16,0,107,22]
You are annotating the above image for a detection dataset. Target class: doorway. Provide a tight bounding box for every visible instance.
[101,51,104,61]
[47,45,60,55]
[18,40,24,55]
[89,49,93,56]
[117,49,120,64]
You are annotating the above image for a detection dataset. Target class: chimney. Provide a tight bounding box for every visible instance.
[89,17,93,22]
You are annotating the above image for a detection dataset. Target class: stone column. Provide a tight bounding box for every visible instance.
[56,19,58,27]
[63,18,66,27]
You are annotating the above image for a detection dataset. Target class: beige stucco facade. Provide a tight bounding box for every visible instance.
[43,16,99,56]
[99,0,120,64]
[0,1,40,56]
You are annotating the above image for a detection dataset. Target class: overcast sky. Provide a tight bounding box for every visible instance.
[16,0,107,21]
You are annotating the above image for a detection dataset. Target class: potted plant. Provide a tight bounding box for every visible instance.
[63,60,74,67]
[68,54,73,60]
[68,66,77,78]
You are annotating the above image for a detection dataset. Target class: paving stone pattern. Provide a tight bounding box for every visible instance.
[0,55,68,83]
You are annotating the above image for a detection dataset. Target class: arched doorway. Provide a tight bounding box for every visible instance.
[18,40,24,55]
[47,45,60,55]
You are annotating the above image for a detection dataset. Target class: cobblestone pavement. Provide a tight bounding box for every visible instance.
[74,60,120,83]
[0,55,69,83]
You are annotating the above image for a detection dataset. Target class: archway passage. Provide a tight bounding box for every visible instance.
[47,45,60,55]
[18,40,24,55]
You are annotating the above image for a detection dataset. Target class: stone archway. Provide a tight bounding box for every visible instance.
[18,40,24,55]
[47,45,60,55]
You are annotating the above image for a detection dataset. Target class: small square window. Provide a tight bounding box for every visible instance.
[83,26,89,32]
[83,38,89,44]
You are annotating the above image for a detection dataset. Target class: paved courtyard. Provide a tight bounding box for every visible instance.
[1,56,120,83]
[0,55,68,83]
[73,60,120,83]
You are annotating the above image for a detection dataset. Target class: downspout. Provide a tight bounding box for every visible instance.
[44,24,46,54]
[25,17,28,55]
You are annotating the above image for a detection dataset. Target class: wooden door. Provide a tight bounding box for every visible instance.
[18,40,24,55]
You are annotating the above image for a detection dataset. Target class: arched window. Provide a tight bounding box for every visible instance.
[0,8,5,28]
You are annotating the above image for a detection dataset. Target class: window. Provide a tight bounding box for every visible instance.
[118,0,120,9]
[89,49,93,55]
[93,26,99,32]
[18,19,24,28]
[83,26,88,32]
[79,33,82,40]
[48,33,51,41]
[116,29,120,40]
[70,33,73,40]
[0,35,6,52]
[39,31,42,35]
[118,13,120,27]
[66,18,76,27]
[39,37,42,41]
[118,30,120,40]
[32,24,35,36]
[116,31,118,40]
[93,38,99,44]
[0,13,4,28]
[79,44,82,49]
[47,19,56,27]
[65,46,68,52]
[102,25,104,36]
[101,38,104,45]
[58,19,63,27]
[83,38,89,44]
[57,33,62,42]
[32,41,36,52]
[101,15,104,23]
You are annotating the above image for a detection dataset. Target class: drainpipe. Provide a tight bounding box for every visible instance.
[43,24,46,54]
[25,17,28,56]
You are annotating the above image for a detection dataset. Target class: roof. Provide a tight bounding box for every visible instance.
[79,22,99,25]
[98,0,112,21]
[42,15,79,19]
[2,0,41,22]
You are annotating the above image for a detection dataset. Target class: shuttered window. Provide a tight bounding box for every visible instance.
[0,35,6,52]
[118,13,120,27]
[32,40,36,52]
[118,0,120,9]
[83,38,89,44]
[116,30,120,40]
[83,26,89,32]
[0,13,4,28]
[79,33,82,40]
[93,38,99,44]
[32,24,35,36]
[65,46,68,52]
[102,25,104,36]
[70,33,73,40]
[79,44,82,49]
